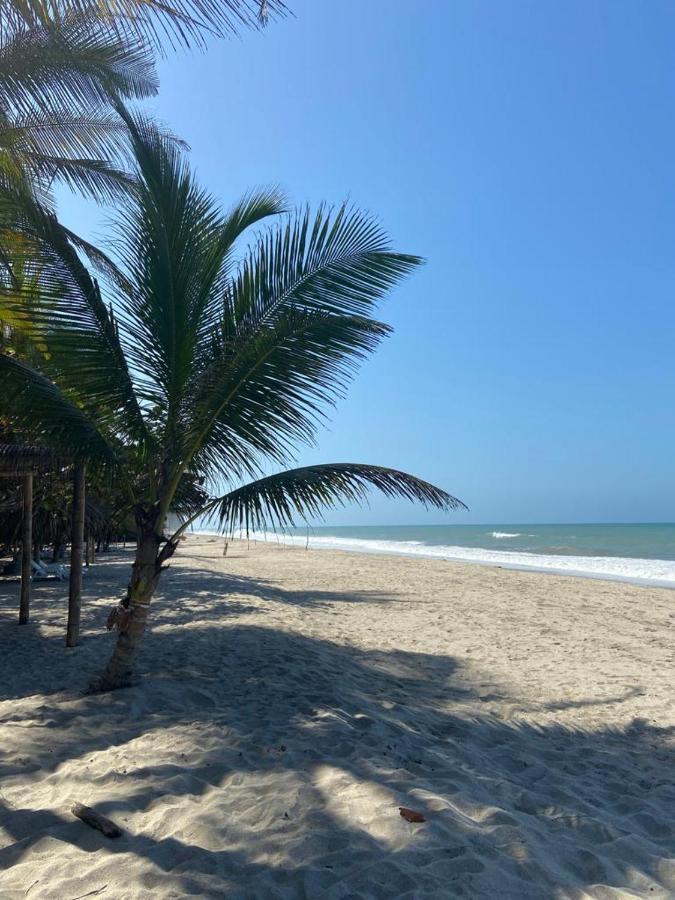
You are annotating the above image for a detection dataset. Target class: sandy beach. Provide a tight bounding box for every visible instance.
[0,535,673,899]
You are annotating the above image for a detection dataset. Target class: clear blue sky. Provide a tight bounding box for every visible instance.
[59,0,675,524]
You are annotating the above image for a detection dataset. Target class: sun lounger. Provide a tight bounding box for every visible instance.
[31,560,67,581]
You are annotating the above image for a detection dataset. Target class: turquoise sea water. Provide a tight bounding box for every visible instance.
[235,523,675,586]
[287,523,675,560]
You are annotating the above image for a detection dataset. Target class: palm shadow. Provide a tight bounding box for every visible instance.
[0,553,397,701]
[163,563,399,620]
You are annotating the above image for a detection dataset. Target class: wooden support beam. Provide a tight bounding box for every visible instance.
[19,472,33,625]
[66,464,86,648]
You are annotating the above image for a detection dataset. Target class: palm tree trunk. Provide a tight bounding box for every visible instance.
[95,529,163,690]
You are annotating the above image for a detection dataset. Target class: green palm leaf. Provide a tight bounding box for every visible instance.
[110,105,285,411]
[0,14,157,117]
[24,155,134,201]
[0,187,150,448]
[183,204,421,480]
[206,463,466,536]
[0,113,135,169]
[0,13,157,203]
[0,350,117,462]
[1,0,288,52]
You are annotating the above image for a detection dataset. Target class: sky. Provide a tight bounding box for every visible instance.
[58,0,675,525]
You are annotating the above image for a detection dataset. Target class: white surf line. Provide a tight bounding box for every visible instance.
[216,531,675,589]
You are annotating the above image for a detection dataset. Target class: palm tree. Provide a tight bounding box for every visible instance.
[0,110,465,690]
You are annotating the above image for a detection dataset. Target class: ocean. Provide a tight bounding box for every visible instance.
[217,523,675,588]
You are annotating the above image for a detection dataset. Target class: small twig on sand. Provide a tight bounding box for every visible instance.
[69,887,108,900]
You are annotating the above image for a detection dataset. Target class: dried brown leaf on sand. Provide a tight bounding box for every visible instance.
[399,806,426,823]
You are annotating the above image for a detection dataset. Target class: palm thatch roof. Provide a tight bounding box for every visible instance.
[0,444,58,476]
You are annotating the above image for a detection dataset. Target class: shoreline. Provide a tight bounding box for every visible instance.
[195,529,675,590]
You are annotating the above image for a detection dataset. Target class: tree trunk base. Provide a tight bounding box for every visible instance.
[87,671,140,693]
[94,526,173,689]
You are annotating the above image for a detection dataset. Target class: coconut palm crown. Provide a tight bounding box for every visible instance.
[0,8,159,208]
[0,110,465,689]
[0,0,287,207]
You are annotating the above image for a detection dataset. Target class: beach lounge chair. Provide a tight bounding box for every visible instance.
[31,560,67,581]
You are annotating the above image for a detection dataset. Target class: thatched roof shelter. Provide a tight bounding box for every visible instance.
[0,444,57,476]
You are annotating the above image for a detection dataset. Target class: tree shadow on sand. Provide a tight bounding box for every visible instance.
[0,563,674,898]
[0,555,398,701]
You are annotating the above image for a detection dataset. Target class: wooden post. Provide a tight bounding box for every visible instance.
[66,464,86,648]
[19,472,33,625]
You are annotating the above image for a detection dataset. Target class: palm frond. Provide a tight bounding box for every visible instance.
[209,463,466,535]
[60,224,134,295]
[183,204,422,479]
[108,109,224,411]
[0,113,132,163]
[0,111,142,201]
[0,0,289,53]
[0,14,158,116]
[0,189,151,449]
[215,185,288,283]
[26,155,134,201]
[0,351,118,462]
[0,14,159,203]
[110,109,284,419]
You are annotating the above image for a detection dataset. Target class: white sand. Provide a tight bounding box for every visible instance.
[0,535,673,899]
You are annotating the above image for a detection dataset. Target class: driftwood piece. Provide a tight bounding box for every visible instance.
[71,803,122,838]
